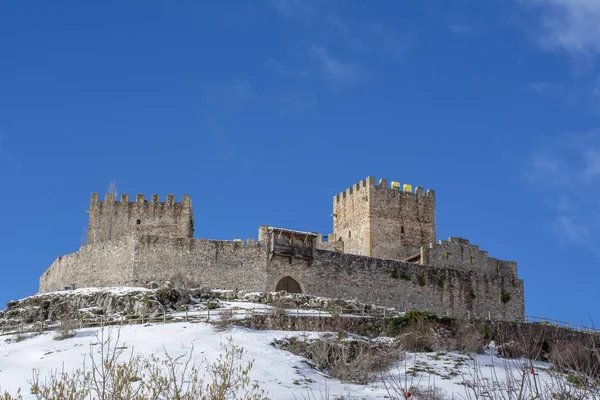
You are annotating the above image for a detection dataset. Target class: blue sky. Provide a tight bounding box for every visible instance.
[1,0,599,325]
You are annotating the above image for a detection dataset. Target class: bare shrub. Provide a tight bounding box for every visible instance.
[397,316,437,352]
[205,337,268,399]
[0,390,22,400]
[410,385,449,400]
[495,324,546,361]
[54,315,77,341]
[549,340,597,375]
[453,321,484,354]
[5,326,269,399]
[277,335,399,384]
[213,307,235,331]
[383,365,449,400]
[106,180,118,197]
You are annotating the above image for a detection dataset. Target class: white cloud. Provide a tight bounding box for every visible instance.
[527,129,600,255]
[310,46,365,83]
[530,0,600,56]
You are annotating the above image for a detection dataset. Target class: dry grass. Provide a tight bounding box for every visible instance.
[277,335,400,384]
[3,326,269,400]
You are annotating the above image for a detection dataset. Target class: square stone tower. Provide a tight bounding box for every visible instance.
[332,177,436,261]
[86,193,194,244]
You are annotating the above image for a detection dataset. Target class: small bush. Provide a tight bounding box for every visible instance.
[14,333,26,343]
[566,373,586,387]
[437,275,446,289]
[400,272,411,281]
[389,310,436,333]
[397,317,437,352]
[500,288,511,304]
[418,275,426,287]
[391,267,399,279]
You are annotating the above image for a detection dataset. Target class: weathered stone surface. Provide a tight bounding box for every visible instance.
[87,193,193,245]
[331,177,436,261]
[37,177,526,323]
[39,235,524,322]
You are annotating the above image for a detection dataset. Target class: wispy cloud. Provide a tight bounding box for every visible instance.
[528,0,600,57]
[447,24,474,34]
[202,78,256,107]
[280,88,318,113]
[265,59,310,78]
[310,46,366,84]
[268,0,315,20]
[266,1,412,60]
[526,130,600,256]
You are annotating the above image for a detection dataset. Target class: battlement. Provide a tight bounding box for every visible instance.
[420,237,517,278]
[87,192,194,245]
[334,176,434,202]
[90,193,192,208]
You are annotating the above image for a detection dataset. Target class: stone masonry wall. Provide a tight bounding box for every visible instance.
[265,249,524,322]
[40,236,136,292]
[332,178,371,256]
[332,177,436,262]
[87,193,194,244]
[130,236,268,290]
[39,235,525,322]
[421,237,518,279]
[369,177,436,261]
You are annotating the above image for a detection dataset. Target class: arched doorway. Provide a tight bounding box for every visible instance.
[275,276,302,293]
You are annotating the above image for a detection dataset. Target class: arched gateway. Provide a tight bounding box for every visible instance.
[275,276,302,293]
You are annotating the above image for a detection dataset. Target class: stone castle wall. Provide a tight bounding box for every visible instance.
[332,179,371,256]
[40,235,136,290]
[87,193,194,244]
[421,237,517,278]
[39,235,525,322]
[369,178,436,260]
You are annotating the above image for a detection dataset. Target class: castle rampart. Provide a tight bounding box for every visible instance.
[39,233,524,321]
[39,178,526,322]
[419,237,518,279]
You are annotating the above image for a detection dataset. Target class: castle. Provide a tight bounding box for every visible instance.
[39,177,525,322]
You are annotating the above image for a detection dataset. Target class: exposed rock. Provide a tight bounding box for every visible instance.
[0,287,398,332]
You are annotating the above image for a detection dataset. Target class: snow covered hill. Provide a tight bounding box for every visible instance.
[0,320,576,400]
[1,287,598,399]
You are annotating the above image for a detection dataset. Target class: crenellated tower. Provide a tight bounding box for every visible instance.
[87,193,194,244]
[332,176,435,261]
